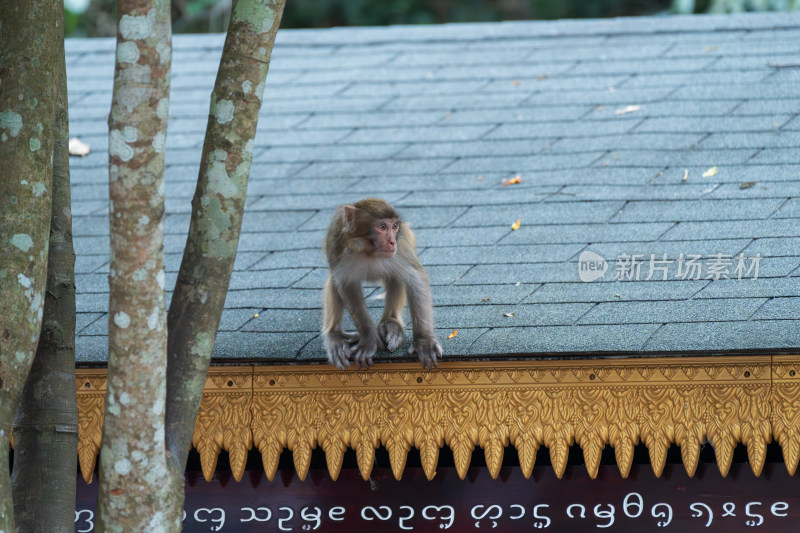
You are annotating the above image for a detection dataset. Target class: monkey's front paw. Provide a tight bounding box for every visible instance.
[324,333,352,370]
[351,335,378,370]
[409,338,442,370]
[378,320,406,352]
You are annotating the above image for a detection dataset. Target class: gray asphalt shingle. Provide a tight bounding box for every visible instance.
[68,12,800,364]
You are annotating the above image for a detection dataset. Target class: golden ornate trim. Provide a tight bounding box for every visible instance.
[76,369,106,484]
[75,356,800,483]
[193,368,253,482]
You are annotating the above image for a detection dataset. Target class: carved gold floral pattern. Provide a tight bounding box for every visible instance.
[192,368,253,481]
[75,370,107,483]
[74,356,800,483]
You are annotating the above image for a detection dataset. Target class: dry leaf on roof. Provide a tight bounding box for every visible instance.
[682,169,689,182]
[537,74,548,81]
[503,312,515,318]
[614,105,641,115]
[502,175,522,186]
[702,166,718,178]
[511,218,521,231]
[254,313,259,318]
[68,137,91,157]
[512,80,521,87]
[448,329,458,339]
[482,297,491,302]
[740,181,755,190]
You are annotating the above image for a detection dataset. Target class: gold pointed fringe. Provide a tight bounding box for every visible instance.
[74,356,800,484]
[192,369,253,482]
[76,370,106,483]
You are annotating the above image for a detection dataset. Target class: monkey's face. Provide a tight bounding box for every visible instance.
[370,218,399,257]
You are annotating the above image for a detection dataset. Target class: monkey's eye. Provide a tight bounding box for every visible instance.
[380,223,387,230]
[393,222,398,229]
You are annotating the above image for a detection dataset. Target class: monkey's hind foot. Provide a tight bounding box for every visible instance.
[324,332,353,370]
[351,335,378,370]
[409,338,443,370]
[378,320,406,352]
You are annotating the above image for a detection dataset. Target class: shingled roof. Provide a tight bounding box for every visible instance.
[68,12,800,365]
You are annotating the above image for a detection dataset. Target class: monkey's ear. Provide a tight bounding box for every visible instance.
[342,204,357,232]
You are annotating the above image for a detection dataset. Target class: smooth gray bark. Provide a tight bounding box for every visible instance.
[165,0,286,480]
[96,1,182,530]
[11,8,79,530]
[0,1,60,529]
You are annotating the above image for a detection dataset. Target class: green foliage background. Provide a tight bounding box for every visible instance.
[65,0,798,37]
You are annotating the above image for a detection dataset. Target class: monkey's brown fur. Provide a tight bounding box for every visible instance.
[323,198,442,370]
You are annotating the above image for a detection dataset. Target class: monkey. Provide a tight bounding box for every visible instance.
[322,198,442,370]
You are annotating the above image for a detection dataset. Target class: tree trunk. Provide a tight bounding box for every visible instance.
[11,9,79,530]
[165,0,286,476]
[0,1,61,529]
[96,0,182,530]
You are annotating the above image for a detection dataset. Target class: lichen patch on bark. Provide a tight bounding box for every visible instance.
[109,129,135,162]
[113,312,131,328]
[0,110,23,137]
[10,234,34,252]
[119,9,155,40]
[117,41,140,64]
[211,98,235,124]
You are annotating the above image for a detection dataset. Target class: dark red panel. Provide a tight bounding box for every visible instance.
[76,463,800,532]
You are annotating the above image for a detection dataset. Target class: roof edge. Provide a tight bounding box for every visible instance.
[64,11,800,54]
[72,355,800,482]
